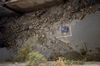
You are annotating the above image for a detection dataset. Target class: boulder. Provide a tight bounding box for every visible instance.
[6,0,64,13]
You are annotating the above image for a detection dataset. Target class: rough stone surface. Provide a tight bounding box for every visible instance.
[6,0,64,12]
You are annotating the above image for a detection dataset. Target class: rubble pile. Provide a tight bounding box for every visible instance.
[0,0,99,59]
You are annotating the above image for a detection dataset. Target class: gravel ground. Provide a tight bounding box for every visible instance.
[0,0,99,61]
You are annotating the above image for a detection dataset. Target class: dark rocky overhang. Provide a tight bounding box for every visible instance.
[0,5,15,18]
[6,0,64,13]
[0,0,100,18]
[0,0,16,18]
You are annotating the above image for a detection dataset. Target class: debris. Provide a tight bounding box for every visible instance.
[0,0,99,60]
